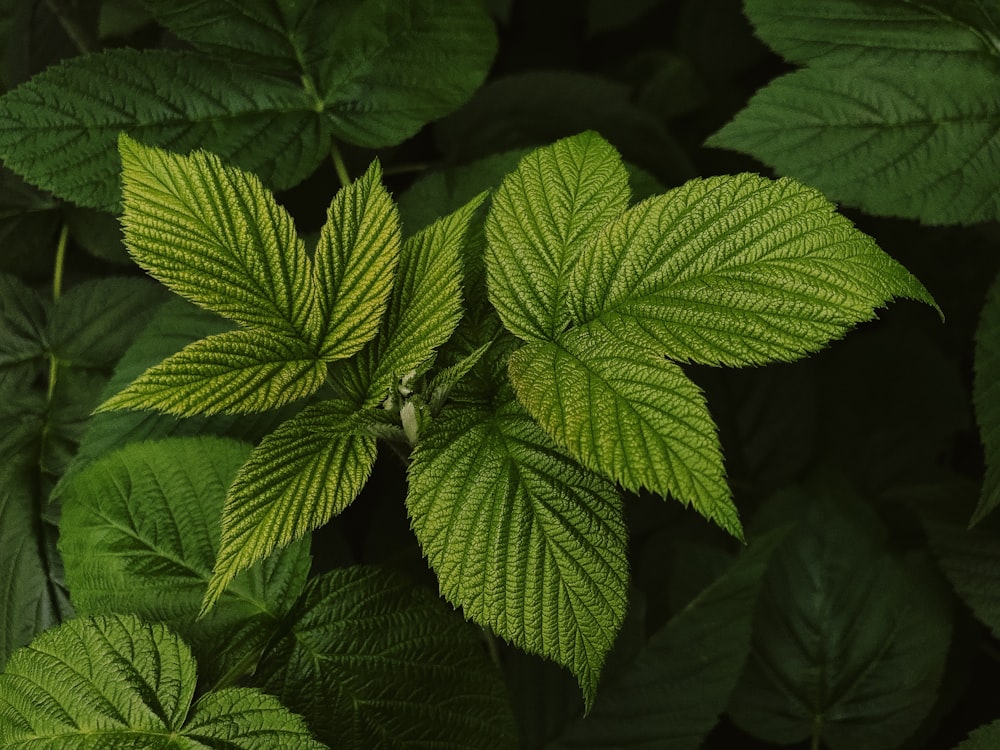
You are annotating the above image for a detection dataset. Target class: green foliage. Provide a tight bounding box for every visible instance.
[975,271,1000,523]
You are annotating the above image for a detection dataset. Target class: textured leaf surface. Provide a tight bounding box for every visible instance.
[119,134,319,343]
[729,487,952,750]
[98,329,326,417]
[59,438,310,688]
[953,721,1000,750]
[204,400,377,612]
[314,161,400,360]
[407,398,628,706]
[0,273,46,393]
[509,329,738,538]
[0,49,325,210]
[708,0,1000,224]
[0,614,326,748]
[550,530,784,750]
[254,565,517,749]
[485,130,629,341]
[975,270,1000,523]
[568,173,935,367]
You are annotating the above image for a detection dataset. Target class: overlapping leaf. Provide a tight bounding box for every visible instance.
[975,270,1000,523]
[204,400,377,612]
[0,614,326,749]
[253,566,517,749]
[58,438,310,688]
[954,721,1000,750]
[708,0,1000,224]
[407,397,628,707]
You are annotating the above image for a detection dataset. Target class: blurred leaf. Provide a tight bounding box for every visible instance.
[586,0,663,35]
[953,720,1000,750]
[975,269,1000,523]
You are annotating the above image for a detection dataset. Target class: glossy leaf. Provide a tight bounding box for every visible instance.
[58,438,310,688]
[254,565,517,749]
[204,400,377,612]
[407,397,628,707]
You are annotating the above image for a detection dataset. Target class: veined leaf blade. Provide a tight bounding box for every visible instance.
[485,130,630,341]
[570,173,936,367]
[97,329,326,417]
[119,135,320,343]
[0,49,326,211]
[315,160,401,361]
[509,329,740,538]
[204,400,377,612]
[407,399,628,707]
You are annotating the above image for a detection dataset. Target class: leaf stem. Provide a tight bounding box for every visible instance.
[330,142,351,188]
[47,224,70,402]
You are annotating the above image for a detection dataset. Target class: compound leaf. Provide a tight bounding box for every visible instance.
[253,565,517,749]
[314,161,401,361]
[58,438,310,688]
[407,398,628,707]
[0,614,326,749]
[509,328,739,538]
[0,49,325,211]
[708,1,1000,224]
[119,134,320,344]
[97,329,326,417]
[204,400,377,613]
[568,173,936,367]
[975,270,1000,523]
[485,130,630,341]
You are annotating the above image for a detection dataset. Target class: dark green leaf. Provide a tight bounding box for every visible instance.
[975,269,1000,523]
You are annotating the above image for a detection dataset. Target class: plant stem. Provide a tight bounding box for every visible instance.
[43,0,98,55]
[47,224,70,402]
[330,142,351,188]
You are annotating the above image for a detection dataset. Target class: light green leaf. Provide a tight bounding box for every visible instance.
[0,614,326,749]
[729,485,953,750]
[508,328,739,538]
[953,721,1000,750]
[568,173,936,366]
[97,329,326,417]
[204,400,377,613]
[708,1,1000,224]
[314,161,401,360]
[975,270,1000,523]
[119,134,320,344]
[550,529,785,750]
[59,438,310,688]
[485,130,630,341]
[334,195,482,405]
[407,398,628,707]
[0,49,326,211]
[253,565,517,749]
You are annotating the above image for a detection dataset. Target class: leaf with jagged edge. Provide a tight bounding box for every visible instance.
[567,173,937,367]
[953,721,1000,750]
[203,399,377,613]
[707,0,1000,225]
[118,134,320,345]
[0,614,327,749]
[252,565,517,750]
[58,438,310,689]
[331,195,482,406]
[407,396,628,708]
[974,270,1000,524]
[485,130,629,341]
[509,327,739,538]
[0,49,325,211]
[97,329,326,417]
[314,161,401,361]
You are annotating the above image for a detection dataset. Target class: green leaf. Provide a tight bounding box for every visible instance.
[568,173,937,367]
[97,329,326,417]
[707,1,1000,224]
[953,721,1000,750]
[0,169,61,277]
[0,273,46,393]
[314,160,401,361]
[58,438,310,688]
[975,270,1000,524]
[728,485,953,750]
[508,329,739,538]
[253,565,517,749]
[485,130,630,341]
[0,49,326,210]
[334,195,482,405]
[407,398,628,707]
[0,614,327,749]
[204,399,378,613]
[550,529,785,750]
[119,134,320,344]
